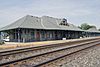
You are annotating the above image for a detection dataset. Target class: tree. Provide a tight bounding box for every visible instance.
[98,29,100,31]
[89,25,96,28]
[79,23,90,30]
[78,23,96,30]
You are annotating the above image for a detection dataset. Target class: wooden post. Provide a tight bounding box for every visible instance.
[22,29,25,43]
[18,28,20,42]
[15,29,16,41]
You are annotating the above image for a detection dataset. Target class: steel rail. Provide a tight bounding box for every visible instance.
[33,41,100,67]
[0,39,100,66]
[0,38,98,57]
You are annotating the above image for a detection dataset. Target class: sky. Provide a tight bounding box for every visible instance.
[0,0,100,29]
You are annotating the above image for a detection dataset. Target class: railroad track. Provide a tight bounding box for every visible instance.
[0,38,98,63]
[0,38,100,67]
[0,38,98,56]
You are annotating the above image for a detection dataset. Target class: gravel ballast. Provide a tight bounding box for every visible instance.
[41,45,100,67]
[62,45,100,67]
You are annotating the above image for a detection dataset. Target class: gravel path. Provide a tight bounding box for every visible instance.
[62,45,100,67]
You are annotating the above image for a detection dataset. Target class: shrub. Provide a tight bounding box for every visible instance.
[0,41,4,45]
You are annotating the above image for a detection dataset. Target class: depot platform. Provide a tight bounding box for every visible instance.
[0,37,100,50]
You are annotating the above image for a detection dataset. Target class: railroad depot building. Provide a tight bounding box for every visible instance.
[0,15,100,42]
[84,27,100,37]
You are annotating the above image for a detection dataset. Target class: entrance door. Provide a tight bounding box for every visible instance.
[36,32,40,41]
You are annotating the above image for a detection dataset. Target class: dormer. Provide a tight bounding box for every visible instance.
[59,18,69,26]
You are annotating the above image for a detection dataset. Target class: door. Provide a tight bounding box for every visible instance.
[36,32,40,41]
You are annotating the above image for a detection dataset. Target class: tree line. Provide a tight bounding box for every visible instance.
[78,23,100,31]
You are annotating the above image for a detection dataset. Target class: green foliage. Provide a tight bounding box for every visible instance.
[98,29,100,31]
[78,23,96,30]
[0,41,4,45]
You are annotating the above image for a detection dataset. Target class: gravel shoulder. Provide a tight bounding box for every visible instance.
[62,45,100,67]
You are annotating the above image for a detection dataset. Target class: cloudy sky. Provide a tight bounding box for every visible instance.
[0,0,100,28]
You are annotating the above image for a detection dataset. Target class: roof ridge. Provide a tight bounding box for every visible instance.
[18,15,28,28]
[40,18,46,29]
